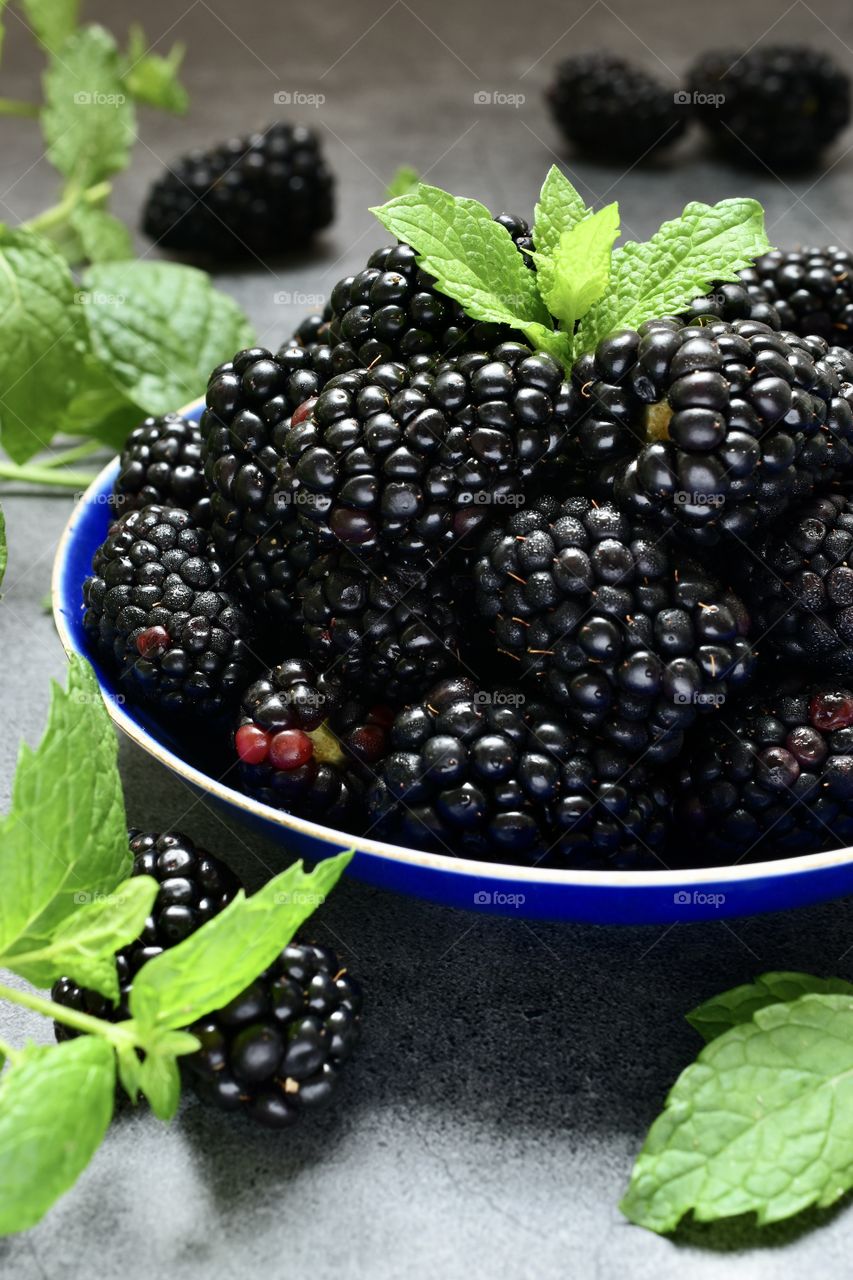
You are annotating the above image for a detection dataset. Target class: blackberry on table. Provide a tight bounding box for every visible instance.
[142,123,334,259]
[366,676,672,869]
[546,53,685,163]
[52,831,241,1039]
[278,342,572,562]
[475,496,756,762]
[184,942,362,1129]
[675,678,853,860]
[740,248,853,350]
[83,505,254,718]
[570,318,853,542]
[741,492,853,675]
[234,659,393,828]
[113,414,211,527]
[687,46,850,170]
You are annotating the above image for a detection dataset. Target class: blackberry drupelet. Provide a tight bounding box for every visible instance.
[323,213,534,367]
[142,123,334,258]
[184,942,362,1128]
[297,548,463,701]
[366,676,672,868]
[83,505,254,717]
[234,659,393,828]
[681,280,781,330]
[113,414,211,526]
[740,492,853,675]
[675,679,853,860]
[570,318,853,541]
[740,248,853,349]
[475,496,756,762]
[52,831,241,1040]
[278,341,572,561]
[687,46,850,170]
[546,53,685,163]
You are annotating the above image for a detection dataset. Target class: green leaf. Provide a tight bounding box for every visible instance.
[130,852,353,1032]
[0,226,81,464]
[60,354,142,449]
[5,876,159,1000]
[79,261,255,414]
[370,184,549,330]
[532,203,620,337]
[531,165,593,260]
[0,504,6,592]
[0,656,129,961]
[386,165,419,199]
[115,1044,142,1103]
[42,25,137,188]
[622,992,853,1233]
[578,198,771,355]
[136,1051,181,1121]
[121,24,188,115]
[17,0,79,52]
[69,204,133,263]
[0,1037,114,1235]
[687,972,853,1043]
[0,0,9,65]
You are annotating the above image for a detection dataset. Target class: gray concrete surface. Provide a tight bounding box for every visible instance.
[2,0,853,1275]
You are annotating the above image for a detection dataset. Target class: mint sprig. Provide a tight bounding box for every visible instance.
[531,202,620,338]
[687,971,853,1043]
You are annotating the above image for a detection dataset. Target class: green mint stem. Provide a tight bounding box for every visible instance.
[0,462,99,489]
[0,1033,19,1063]
[40,440,105,470]
[0,980,134,1048]
[24,181,112,235]
[0,98,40,119]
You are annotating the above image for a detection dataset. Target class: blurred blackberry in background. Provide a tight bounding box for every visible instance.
[112,414,211,527]
[142,123,335,258]
[740,248,853,349]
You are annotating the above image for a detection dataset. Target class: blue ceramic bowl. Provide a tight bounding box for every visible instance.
[52,398,853,924]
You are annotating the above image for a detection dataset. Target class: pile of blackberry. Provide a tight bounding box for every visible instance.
[142,123,335,258]
[112,414,210,525]
[740,248,853,349]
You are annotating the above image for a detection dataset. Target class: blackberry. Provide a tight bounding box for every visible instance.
[297,548,463,701]
[741,493,853,675]
[323,213,534,367]
[113,414,211,527]
[366,676,672,869]
[142,123,334,259]
[234,659,393,828]
[184,942,362,1129]
[571,318,853,541]
[83,505,254,718]
[278,342,572,562]
[675,678,853,860]
[687,46,850,171]
[474,496,756,763]
[682,280,781,330]
[740,248,853,350]
[546,53,685,163]
[52,831,241,1040]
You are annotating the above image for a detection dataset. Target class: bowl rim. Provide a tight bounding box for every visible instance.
[51,399,853,892]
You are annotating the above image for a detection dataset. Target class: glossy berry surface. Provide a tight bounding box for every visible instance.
[112,414,211,527]
[741,248,853,350]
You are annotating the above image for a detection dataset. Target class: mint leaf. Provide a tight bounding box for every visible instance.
[130,852,352,1032]
[578,198,770,355]
[42,25,136,188]
[61,354,142,448]
[0,656,129,961]
[135,1050,181,1121]
[0,1037,114,1235]
[622,992,853,1233]
[0,227,81,464]
[532,165,593,260]
[121,24,188,115]
[370,184,549,330]
[80,261,254,414]
[533,203,619,337]
[687,972,853,1043]
[70,203,133,263]
[6,876,159,1000]
[386,165,419,199]
[17,0,79,52]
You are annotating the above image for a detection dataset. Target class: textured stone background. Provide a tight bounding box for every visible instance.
[1,1,853,1275]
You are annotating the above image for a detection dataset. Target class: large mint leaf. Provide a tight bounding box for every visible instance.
[687,972,853,1043]
[370,184,549,329]
[61,354,142,448]
[0,657,129,960]
[622,993,853,1232]
[533,203,619,337]
[130,852,352,1032]
[531,165,593,260]
[42,25,136,188]
[17,0,79,52]
[70,203,133,263]
[578,198,770,355]
[0,1037,114,1235]
[121,24,188,115]
[80,261,254,413]
[0,226,80,464]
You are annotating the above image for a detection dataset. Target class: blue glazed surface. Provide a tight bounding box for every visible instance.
[52,402,853,924]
